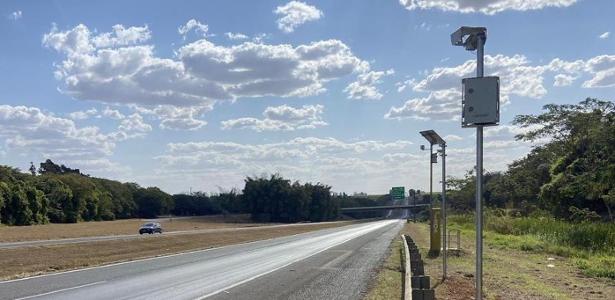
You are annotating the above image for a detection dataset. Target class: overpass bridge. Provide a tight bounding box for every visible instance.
[339,204,430,212]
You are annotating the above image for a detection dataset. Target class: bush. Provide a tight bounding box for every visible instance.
[568,206,601,223]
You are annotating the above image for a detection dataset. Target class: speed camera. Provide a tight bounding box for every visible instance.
[461,76,500,127]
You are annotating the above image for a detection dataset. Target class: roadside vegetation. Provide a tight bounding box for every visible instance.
[442,99,615,280]
[367,99,615,299]
[449,213,615,279]
[447,99,614,223]
[0,160,392,226]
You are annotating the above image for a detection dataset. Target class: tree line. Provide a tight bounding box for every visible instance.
[0,161,389,226]
[447,98,614,222]
[0,160,175,225]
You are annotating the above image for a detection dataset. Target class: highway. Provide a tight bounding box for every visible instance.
[0,221,348,249]
[0,219,403,300]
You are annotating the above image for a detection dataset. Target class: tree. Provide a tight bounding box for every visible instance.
[29,162,37,176]
[25,185,48,224]
[34,176,73,223]
[39,159,80,175]
[514,98,615,220]
[7,183,33,225]
[93,178,136,219]
[134,187,173,218]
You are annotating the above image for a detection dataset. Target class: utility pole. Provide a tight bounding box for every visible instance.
[451,26,499,299]
[475,32,485,300]
[420,130,445,258]
[440,143,447,279]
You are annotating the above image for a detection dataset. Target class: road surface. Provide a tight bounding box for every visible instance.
[0,219,402,300]
[0,221,349,249]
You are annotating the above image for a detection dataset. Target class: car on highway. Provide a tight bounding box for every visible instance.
[139,222,163,234]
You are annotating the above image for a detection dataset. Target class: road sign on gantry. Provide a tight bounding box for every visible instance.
[390,187,405,200]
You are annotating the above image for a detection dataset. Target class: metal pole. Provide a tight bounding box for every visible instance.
[441,143,447,279]
[430,144,434,208]
[429,143,434,249]
[475,33,485,300]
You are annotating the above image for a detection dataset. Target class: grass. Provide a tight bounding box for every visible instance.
[364,233,404,300]
[367,217,615,299]
[407,221,614,299]
[0,214,269,242]
[0,221,352,280]
[448,213,615,279]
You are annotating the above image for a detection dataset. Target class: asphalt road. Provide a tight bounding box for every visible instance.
[0,221,348,249]
[0,219,402,300]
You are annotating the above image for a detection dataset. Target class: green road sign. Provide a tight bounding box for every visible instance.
[390,186,405,200]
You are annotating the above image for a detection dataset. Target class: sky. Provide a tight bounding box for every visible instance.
[0,0,614,195]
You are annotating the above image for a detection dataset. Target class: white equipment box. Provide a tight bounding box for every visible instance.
[461,76,500,127]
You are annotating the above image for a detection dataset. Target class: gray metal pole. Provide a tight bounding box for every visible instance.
[430,143,433,206]
[441,143,447,279]
[429,143,434,249]
[475,33,485,300]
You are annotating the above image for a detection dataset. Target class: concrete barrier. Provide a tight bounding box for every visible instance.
[401,234,435,300]
[401,234,413,300]
[412,288,435,300]
[411,275,430,289]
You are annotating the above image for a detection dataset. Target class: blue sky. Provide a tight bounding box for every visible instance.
[1,0,614,194]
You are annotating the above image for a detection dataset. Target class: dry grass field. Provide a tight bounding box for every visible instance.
[0,214,270,242]
[0,221,352,280]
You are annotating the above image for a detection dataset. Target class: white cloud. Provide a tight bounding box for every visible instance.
[135,105,209,131]
[414,54,548,100]
[225,32,249,41]
[154,137,415,192]
[68,108,98,120]
[92,24,151,48]
[251,33,270,44]
[118,113,152,135]
[274,1,323,33]
[387,53,615,121]
[395,78,416,93]
[399,0,578,15]
[44,24,374,110]
[178,38,370,98]
[8,10,22,20]
[0,105,116,157]
[178,19,210,39]
[221,104,327,131]
[553,74,576,87]
[444,134,462,141]
[0,104,153,179]
[599,32,610,39]
[102,107,125,120]
[344,69,394,100]
[581,55,615,88]
[385,88,460,120]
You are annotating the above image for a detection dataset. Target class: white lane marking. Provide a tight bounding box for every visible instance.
[15,281,106,300]
[0,221,363,284]
[197,220,399,299]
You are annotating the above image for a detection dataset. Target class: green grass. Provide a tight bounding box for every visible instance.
[448,213,615,279]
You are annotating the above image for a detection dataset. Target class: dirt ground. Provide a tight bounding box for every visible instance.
[0,214,270,242]
[0,221,352,280]
[405,222,615,300]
